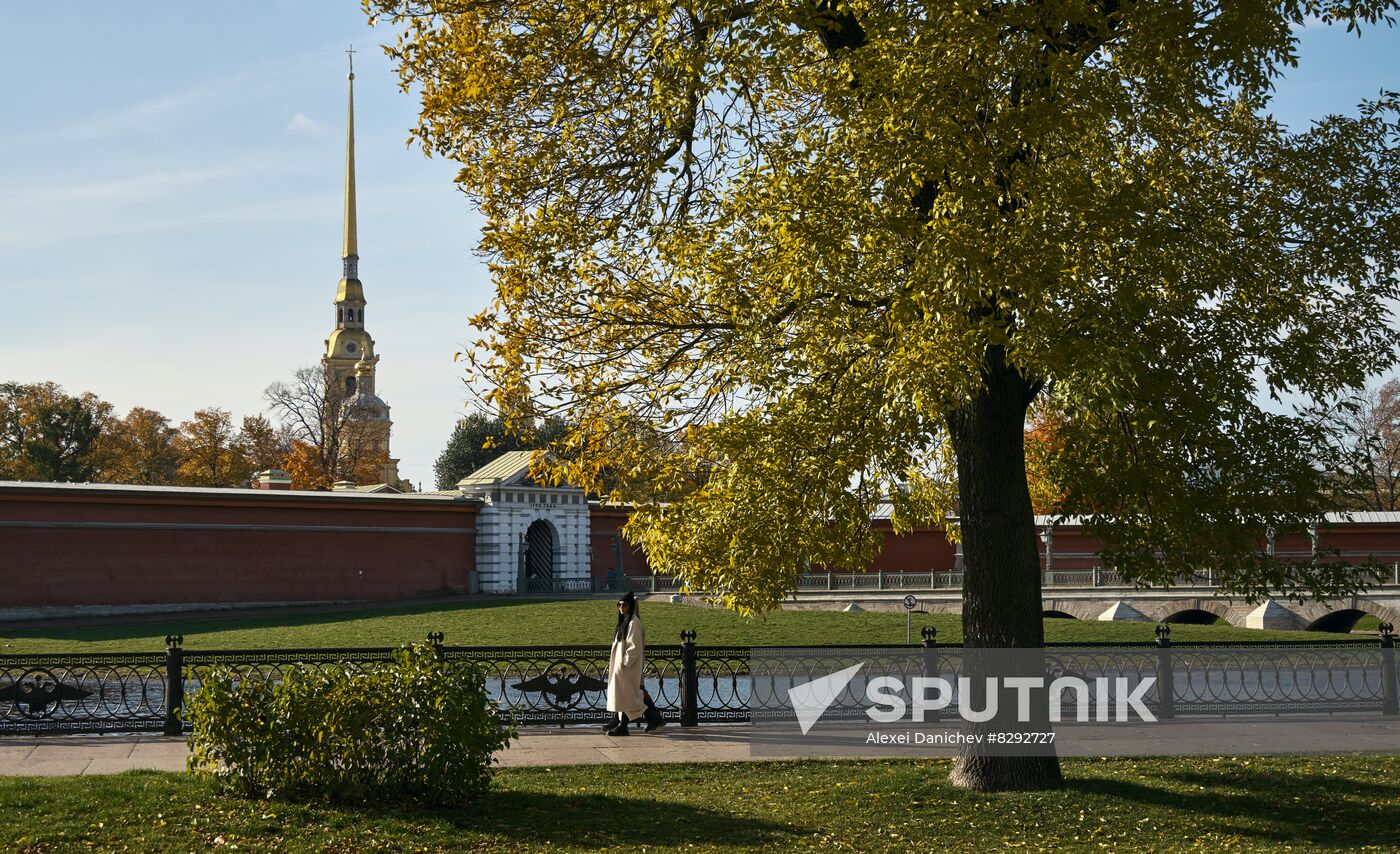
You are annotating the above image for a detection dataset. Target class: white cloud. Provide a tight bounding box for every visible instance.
[0,42,343,153]
[0,90,208,153]
[286,112,328,134]
[23,166,244,204]
[0,164,274,253]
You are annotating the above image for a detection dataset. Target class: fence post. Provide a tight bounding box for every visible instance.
[920,627,940,723]
[827,572,832,591]
[680,629,699,727]
[427,631,445,660]
[1380,623,1398,717]
[1154,624,1174,720]
[877,570,883,590]
[163,634,184,736]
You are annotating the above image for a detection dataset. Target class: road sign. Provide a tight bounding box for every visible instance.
[903,594,918,611]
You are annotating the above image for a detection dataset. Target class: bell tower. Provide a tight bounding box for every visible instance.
[323,47,373,391]
[321,47,400,485]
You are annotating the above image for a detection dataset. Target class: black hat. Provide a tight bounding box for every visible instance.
[618,591,637,607]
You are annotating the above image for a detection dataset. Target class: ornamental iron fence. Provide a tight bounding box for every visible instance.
[523,575,686,595]
[1,625,1394,735]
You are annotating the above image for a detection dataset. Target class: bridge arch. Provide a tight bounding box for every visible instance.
[1162,609,1222,625]
[1305,609,1369,633]
[1039,601,1106,620]
[1295,599,1400,633]
[1143,599,1236,626]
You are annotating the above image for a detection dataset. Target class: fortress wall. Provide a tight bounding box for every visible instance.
[0,484,477,614]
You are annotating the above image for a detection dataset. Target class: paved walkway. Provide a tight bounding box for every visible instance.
[5,717,1400,776]
[0,725,753,776]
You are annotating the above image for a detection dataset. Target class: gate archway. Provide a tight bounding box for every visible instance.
[524,520,556,585]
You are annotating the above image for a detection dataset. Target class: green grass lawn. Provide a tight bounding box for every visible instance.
[0,599,1352,654]
[2,756,1396,852]
[1356,614,1383,631]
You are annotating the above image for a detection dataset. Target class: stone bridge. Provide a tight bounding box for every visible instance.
[775,585,1400,630]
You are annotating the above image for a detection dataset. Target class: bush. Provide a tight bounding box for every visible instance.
[185,643,515,805]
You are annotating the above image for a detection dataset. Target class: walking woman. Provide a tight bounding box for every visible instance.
[606,591,664,735]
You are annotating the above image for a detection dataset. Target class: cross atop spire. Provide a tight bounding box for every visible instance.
[347,44,356,79]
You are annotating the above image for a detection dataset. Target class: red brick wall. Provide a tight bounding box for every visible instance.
[868,523,958,572]
[1043,529,1103,569]
[588,508,650,578]
[0,485,478,609]
[1317,526,1400,557]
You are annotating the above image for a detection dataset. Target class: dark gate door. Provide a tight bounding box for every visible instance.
[524,520,555,587]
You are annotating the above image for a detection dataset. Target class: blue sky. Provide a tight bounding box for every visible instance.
[1,6,1396,488]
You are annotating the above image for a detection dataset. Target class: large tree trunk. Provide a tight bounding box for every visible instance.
[945,347,1062,791]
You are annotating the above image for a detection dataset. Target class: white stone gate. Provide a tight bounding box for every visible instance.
[455,451,590,593]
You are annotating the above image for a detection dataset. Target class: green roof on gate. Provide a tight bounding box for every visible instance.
[456,451,538,487]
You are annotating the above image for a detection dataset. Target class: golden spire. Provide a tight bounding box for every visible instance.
[342,45,358,274]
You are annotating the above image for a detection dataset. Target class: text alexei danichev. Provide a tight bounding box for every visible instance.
[865,731,1057,745]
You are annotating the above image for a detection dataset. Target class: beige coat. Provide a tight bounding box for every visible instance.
[606,615,647,718]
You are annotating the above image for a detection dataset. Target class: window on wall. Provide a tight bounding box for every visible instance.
[346,376,356,395]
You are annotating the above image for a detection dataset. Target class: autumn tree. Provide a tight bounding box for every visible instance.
[1024,405,1066,517]
[264,365,384,488]
[376,1,1400,789]
[173,408,249,487]
[100,407,181,486]
[1332,378,1400,510]
[0,382,112,482]
[281,440,332,490]
[237,414,293,477]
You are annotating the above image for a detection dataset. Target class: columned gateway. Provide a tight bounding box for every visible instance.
[455,451,589,593]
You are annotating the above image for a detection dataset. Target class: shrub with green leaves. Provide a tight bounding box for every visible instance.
[185,643,515,805]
